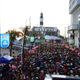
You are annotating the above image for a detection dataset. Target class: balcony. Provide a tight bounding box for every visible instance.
[68,24,80,31]
[69,0,80,14]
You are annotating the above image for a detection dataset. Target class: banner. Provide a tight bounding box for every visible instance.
[30,36,35,42]
[0,34,10,48]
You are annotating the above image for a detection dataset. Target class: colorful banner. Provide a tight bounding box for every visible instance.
[0,34,10,48]
[30,36,35,42]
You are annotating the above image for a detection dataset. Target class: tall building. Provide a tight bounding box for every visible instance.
[40,12,43,27]
[68,0,80,47]
[40,12,44,34]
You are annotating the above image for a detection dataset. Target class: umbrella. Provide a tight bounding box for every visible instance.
[3,55,14,61]
[0,55,14,64]
[0,57,9,63]
[44,35,61,40]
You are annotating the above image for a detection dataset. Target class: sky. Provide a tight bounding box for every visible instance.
[0,0,70,36]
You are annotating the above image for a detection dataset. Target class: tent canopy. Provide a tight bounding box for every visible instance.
[0,55,14,64]
[44,35,61,40]
[3,55,14,60]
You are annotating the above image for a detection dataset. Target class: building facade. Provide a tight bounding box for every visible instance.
[68,0,80,47]
[0,48,10,56]
[32,26,60,36]
[31,12,60,37]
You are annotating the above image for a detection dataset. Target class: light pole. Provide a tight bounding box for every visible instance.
[21,26,28,72]
[10,34,14,56]
[64,27,68,43]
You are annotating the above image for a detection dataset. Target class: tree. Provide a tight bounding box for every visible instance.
[21,26,29,45]
[20,26,29,35]
[59,35,64,39]
[5,29,23,56]
[6,29,23,41]
[20,26,29,72]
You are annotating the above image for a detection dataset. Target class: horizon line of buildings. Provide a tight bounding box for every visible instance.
[28,12,60,37]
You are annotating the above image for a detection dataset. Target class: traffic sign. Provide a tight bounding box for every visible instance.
[0,34,10,48]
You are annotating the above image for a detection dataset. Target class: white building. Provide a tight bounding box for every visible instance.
[32,12,60,37]
[0,48,10,56]
[68,0,80,48]
[32,26,60,36]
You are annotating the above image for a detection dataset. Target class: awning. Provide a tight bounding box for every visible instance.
[44,35,61,40]
[0,55,14,64]
[3,55,14,61]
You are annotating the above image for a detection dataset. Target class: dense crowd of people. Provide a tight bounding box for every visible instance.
[21,44,80,79]
[0,43,80,80]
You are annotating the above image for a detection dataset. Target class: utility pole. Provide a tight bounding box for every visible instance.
[10,34,13,56]
[21,26,28,73]
[21,33,25,68]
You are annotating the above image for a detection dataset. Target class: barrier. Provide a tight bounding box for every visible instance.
[45,74,80,80]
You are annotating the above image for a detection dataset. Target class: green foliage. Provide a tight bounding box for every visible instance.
[5,29,23,42]
[59,35,64,39]
[23,26,29,36]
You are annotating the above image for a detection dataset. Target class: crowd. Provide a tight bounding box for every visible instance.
[18,43,80,80]
[0,43,80,80]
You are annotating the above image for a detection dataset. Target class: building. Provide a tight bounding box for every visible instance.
[32,12,60,36]
[40,12,43,27]
[32,26,60,36]
[68,0,80,47]
[0,48,10,56]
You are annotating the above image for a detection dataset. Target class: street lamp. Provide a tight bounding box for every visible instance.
[10,34,14,56]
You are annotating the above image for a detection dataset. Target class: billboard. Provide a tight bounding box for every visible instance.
[0,34,10,48]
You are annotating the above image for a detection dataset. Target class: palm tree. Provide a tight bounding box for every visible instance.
[5,29,23,56]
[20,26,30,72]
[6,29,23,41]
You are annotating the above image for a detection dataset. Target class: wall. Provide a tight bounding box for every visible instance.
[0,48,10,56]
[69,0,80,14]
[69,0,80,48]
[71,7,80,24]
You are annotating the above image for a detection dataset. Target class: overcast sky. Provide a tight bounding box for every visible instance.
[0,0,70,36]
